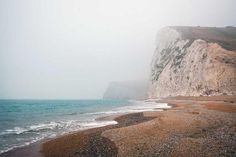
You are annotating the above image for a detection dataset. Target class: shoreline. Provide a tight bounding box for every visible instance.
[1,95,236,157]
[42,112,156,157]
[0,100,170,157]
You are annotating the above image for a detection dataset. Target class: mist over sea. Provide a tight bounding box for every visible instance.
[0,99,170,154]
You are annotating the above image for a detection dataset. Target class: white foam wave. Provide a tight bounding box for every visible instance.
[86,102,170,116]
[0,122,63,136]
[0,127,27,135]
[0,134,47,154]
[29,121,61,131]
[79,120,117,128]
[0,119,117,155]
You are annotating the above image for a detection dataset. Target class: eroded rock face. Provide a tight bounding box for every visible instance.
[149,26,236,98]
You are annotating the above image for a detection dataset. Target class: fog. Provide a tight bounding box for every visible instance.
[0,0,235,99]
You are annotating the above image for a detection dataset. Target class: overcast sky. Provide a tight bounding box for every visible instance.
[0,0,235,99]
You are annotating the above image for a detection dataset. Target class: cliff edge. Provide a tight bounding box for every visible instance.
[149,26,236,98]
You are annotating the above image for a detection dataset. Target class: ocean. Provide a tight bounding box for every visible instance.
[0,99,170,154]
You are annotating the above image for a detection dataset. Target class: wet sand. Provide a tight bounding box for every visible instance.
[1,96,236,157]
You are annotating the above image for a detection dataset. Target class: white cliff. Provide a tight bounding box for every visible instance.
[149,26,236,98]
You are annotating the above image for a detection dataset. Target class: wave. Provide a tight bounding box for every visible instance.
[79,120,117,128]
[0,134,48,154]
[0,119,117,154]
[0,122,62,136]
[0,119,118,137]
[0,127,27,135]
[86,101,170,116]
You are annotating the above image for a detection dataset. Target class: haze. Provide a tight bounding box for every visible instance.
[0,0,235,99]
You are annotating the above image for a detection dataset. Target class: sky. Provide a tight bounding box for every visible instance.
[0,0,235,99]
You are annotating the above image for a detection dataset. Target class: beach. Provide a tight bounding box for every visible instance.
[1,96,236,157]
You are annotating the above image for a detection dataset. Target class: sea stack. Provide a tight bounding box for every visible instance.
[103,80,148,100]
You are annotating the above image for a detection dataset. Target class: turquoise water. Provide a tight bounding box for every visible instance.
[0,99,170,154]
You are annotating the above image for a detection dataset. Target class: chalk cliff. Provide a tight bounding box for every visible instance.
[149,26,236,98]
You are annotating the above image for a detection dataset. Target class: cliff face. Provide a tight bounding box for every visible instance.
[103,80,148,100]
[149,26,236,98]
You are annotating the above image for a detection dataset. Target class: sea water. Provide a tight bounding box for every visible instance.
[0,99,170,154]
